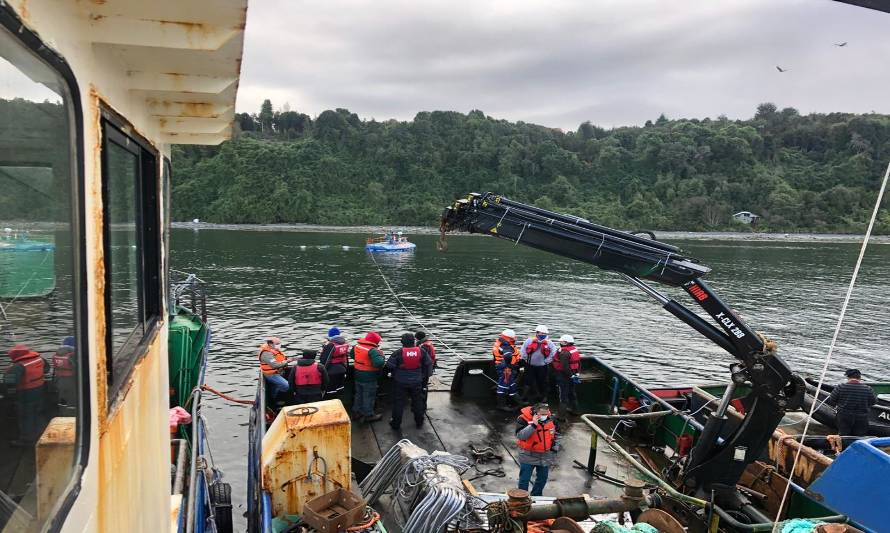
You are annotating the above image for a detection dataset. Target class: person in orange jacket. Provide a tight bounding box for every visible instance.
[492,329,521,411]
[515,403,561,496]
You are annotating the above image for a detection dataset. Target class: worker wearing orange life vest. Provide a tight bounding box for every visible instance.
[350,331,385,422]
[385,333,432,430]
[553,334,581,415]
[290,349,329,404]
[320,327,349,397]
[515,403,561,496]
[520,325,557,404]
[258,336,292,403]
[4,344,47,445]
[492,329,521,411]
[53,336,77,406]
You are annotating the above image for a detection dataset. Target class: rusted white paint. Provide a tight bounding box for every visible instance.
[4,0,247,530]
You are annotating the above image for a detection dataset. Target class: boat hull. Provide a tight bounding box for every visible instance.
[365,242,416,252]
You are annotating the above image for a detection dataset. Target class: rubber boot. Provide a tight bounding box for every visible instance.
[497,395,512,412]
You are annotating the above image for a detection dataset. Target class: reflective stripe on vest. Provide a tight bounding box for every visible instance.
[492,337,519,365]
[420,340,436,366]
[258,344,287,375]
[18,355,46,390]
[295,363,322,387]
[517,406,555,453]
[400,347,422,370]
[353,341,379,372]
[525,339,552,358]
[329,342,349,366]
[53,353,75,377]
[551,346,580,372]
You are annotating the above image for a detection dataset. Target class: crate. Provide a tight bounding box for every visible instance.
[302,488,365,532]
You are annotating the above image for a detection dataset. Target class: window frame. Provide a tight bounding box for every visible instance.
[0,3,89,531]
[99,112,162,403]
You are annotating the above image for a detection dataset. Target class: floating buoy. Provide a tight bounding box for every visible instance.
[193,218,200,224]
[342,246,350,251]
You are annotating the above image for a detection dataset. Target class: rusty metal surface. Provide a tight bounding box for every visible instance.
[637,508,686,533]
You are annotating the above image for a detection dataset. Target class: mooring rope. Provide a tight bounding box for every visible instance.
[771,160,890,531]
[368,252,500,386]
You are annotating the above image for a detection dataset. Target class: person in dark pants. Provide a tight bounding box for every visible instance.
[416,330,436,402]
[52,336,77,407]
[4,344,46,446]
[827,368,877,442]
[515,403,560,496]
[386,333,432,430]
[351,332,385,423]
[290,350,329,405]
[492,329,521,411]
[319,327,349,398]
[553,335,581,417]
[519,325,557,404]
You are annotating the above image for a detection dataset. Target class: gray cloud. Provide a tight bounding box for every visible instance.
[236,0,890,130]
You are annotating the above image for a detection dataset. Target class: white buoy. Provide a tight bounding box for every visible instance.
[193,218,200,224]
[342,246,350,251]
[299,245,307,250]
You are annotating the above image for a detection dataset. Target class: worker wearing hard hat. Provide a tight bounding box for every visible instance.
[492,329,521,411]
[553,335,582,416]
[520,326,557,404]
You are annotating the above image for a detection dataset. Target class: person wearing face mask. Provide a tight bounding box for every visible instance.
[515,402,561,496]
[258,336,293,403]
[520,325,557,404]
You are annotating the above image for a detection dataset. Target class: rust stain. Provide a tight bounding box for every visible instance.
[91,0,107,4]
[89,13,105,22]
[89,86,109,435]
[17,0,29,23]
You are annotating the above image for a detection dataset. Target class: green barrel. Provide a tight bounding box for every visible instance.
[0,238,56,298]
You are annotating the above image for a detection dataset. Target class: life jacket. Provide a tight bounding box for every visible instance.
[11,350,46,390]
[295,362,322,387]
[327,341,349,366]
[492,336,520,365]
[420,340,437,367]
[552,345,581,372]
[400,347,422,371]
[353,340,379,372]
[53,349,75,378]
[517,406,556,453]
[525,338,552,358]
[258,343,287,376]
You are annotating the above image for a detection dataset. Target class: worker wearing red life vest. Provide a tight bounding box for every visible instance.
[515,403,561,496]
[258,336,293,403]
[4,344,47,445]
[291,349,329,404]
[320,327,349,397]
[553,334,581,415]
[350,331,385,423]
[53,336,77,406]
[520,325,557,404]
[492,329,521,411]
[385,333,432,430]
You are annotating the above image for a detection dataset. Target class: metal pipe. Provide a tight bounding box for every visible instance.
[525,494,659,521]
[172,439,188,495]
[582,411,673,420]
[185,389,201,533]
[714,381,737,418]
[261,491,273,532]
[622,274,670,304]
[580,414,708,508]
[712,505,847,532]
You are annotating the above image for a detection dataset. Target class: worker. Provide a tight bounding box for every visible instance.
[415,331,437,369]
[291,349,329,405]
[552,335,581,416]
[320,327,349,398]
[827,368,877,440]
[4,344,46,446]
[515,402,561,496]
[258,336,292,403]
[520,325,557,404]
[492,329,521,411]
[385,333,433,430]
[52,336,76,406]
[351,331,385,423]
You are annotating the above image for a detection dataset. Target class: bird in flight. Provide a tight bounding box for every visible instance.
[776,66,789,73]
[834,42,848,47]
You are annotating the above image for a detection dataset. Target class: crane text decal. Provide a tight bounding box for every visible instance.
[715,312,746,339]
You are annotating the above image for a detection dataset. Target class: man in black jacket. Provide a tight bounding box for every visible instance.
[828,368,877,440]
[290,350,329,405]
[385,333,433,430]
[319,327,349,398]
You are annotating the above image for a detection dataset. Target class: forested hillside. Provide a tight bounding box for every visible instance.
[171,101,890,233]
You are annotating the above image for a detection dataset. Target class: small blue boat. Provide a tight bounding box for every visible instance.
[365,231,416,252]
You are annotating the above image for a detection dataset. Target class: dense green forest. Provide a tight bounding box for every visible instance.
[172,101,890,233]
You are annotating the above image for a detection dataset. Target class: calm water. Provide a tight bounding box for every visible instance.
[170,229,890,527]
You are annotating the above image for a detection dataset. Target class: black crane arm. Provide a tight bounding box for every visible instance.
[441,192,804,501]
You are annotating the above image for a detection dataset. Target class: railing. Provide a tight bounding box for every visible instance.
[247,370,266,533]
[170,270,208,323]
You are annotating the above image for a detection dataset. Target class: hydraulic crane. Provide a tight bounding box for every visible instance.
[440,192,805,507]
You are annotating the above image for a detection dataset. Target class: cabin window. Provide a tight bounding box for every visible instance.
[101,119,161,400]
[0,13,85,532]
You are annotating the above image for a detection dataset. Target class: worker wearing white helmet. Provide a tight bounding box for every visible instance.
[520,325,558,404]
[553,334,582,416]
[492,328,521,411]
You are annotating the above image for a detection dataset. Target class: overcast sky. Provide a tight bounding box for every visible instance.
[235,0,889,130]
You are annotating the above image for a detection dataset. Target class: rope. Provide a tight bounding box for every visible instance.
[368,252,500,386]
[771,160,890,532]
[201,384,255,405]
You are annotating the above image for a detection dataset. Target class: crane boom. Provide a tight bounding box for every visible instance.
[441,192,805,504]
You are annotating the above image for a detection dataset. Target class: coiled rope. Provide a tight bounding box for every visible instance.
[771,160,890,532]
